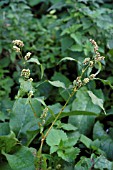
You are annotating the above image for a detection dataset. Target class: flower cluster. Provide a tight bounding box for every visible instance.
[13,46,21,53]
[90,39,105,62]
[28,90,34,98]
[21,69,30,79]
[24,52,31,60]
[12,40,24,47]
[12,40,24,53]
[73,39,105,89]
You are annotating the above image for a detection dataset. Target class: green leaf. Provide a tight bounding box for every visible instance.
[27,57,44,79]
[0,131,18,153]
[46,110,97,126]
[80,134,92,148]
[58,57,81,65]
[70,44,83,52]
[60,137,79,148]
[50,145,58,154]
[2,146,35,170]
[27,57,40,65]
[0,162,13,170]
[16,78,33,98]
[93,121,113,161]
[70,32,82,45]
[10,98,41,145]
[61,37,74,52]
[61,123,78,131]
[96,78,113,89]
[87,91,106,114]
[68,87,100,135]
[107,39,113,49]
[57,147,80,162]
[94,155,113,170]
[48,80,66,89]
[0,122,10,136]
[34,97,46,106]
[46,128,67,146]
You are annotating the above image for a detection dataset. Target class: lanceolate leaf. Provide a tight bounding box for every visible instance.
[27,58,40,65]
[58,57,81,65]
[87,91,106,114]
[48,80,66,89]
[46,110,97,125]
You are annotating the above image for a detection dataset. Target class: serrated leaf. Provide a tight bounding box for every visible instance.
[2,146,35,170]
[57,147,80,162]
[60,137,79,148]
[46,128,67,146]
[87,91,106,114]
[50,145,58,154]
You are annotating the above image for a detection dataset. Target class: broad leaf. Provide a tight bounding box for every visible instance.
[68,87,100,135]
[0,131,18,153]
[9,98,41,145]
[46,128,67,146]
[93,121,113,161]
[2,146,35,170]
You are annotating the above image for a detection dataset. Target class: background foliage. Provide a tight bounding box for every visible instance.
[0,0,113,169]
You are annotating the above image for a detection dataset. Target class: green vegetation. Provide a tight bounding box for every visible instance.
[0,0,113,169]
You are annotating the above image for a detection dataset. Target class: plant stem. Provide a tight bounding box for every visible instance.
[39,88,76,152]
[29,100,37,118]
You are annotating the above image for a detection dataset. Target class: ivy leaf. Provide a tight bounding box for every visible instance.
[2,146,35,170]
[87,91,106,114]
[46,128,67,146]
